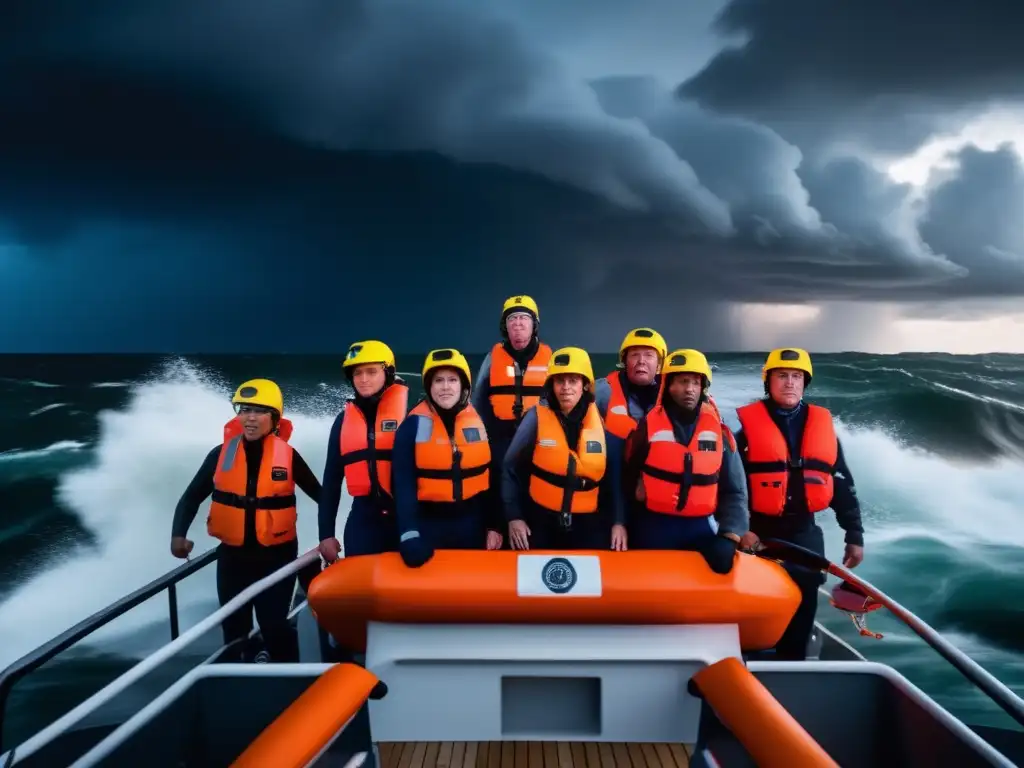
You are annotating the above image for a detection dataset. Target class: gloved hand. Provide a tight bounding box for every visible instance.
[700,535,739,575]
[399,536,435,568]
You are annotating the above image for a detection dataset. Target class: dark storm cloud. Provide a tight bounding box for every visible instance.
[1,0,1024,352]
[918,144,1024,292]
[678,0,1024,154]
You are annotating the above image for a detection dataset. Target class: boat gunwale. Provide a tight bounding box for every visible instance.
[747,660,1017,768]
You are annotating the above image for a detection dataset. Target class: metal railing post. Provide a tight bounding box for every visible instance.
[167,584,180,641]
[0,548,219,752]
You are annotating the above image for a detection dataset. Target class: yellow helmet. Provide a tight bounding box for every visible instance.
[342,340,396,371]
[231,378,283,415]
[502,294,540,321]
[619,328,668,366]
[762,347,813,381]
[546,347,595,388]
[422,348,472,386]
[663,348,712,385]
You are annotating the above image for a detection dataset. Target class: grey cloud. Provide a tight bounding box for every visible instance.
[3,0,1024,354]
[742,302,906,354]
[27,0,734,237]
[798,156,948,273]
[677,0,1024,154]
[463,0,728,82]
[918,144,1024,293]
[897,298,1024,322]
[588,77,964,295]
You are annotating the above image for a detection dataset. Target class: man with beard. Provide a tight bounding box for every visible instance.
[595,328,668,440]
[623,350,747,572]
[734,347,865,661]
[473,295,553,503]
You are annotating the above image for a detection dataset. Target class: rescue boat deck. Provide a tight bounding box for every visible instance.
[378,741,692,768]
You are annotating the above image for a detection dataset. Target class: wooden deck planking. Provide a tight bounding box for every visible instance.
[378,742,692,768]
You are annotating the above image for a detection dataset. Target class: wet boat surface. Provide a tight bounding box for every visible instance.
[378,741,693,768]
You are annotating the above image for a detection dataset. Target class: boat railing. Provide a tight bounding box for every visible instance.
[0,547,320,766]
[0,546,219,752]
[760,541,1024,730]
[74,662,388,768]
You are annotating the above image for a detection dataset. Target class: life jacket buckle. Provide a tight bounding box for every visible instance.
[789,458,804,469]
[559,511,572,530]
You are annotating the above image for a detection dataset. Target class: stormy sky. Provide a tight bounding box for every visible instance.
[3,0,1024,353]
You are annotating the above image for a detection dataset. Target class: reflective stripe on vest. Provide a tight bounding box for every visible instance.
[339,383,409,505]
[603,371,638,439]
[736,400,837,516]
[529,402,607,516]
[641,402,723,517]
[488,342,552,422]
[411,401,491,503]
[208,434,297,546]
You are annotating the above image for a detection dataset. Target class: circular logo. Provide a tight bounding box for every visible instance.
[541,557,577,594]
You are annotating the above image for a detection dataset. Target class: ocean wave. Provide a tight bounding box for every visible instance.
[28,403,68,417]
[0,440,90,485]
[0,376,61,389]
[0,440,88,462]
[808,358,1024,461]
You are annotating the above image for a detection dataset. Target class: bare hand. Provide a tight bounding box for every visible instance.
[319,537,342,563]
[843,543,864,569]
[610,524,628,551]
[170,536,194,559]
[738,532,761,553]
[486,530,504,550]
[509,520,531,550]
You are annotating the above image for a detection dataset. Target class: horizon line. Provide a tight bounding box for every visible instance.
[0,349,1019,357]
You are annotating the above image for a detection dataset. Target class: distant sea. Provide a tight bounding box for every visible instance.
[2,352,1023,746]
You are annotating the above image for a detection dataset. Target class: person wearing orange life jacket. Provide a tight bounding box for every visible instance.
[171,379,322,663]
[392,349,505,568]
[472,295,553,503]
[623,350,748,573]
[734,347,865,661]
[503,347,627,550]
[318,340,410,563]
[594,328,669,440]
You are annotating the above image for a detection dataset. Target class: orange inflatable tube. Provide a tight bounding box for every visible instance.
[230,663,380,768]
[690,657,839,768]
[307,550,800,652]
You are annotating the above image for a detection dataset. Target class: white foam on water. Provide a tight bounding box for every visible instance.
[712,364,1024,553]
[0,440,88,462]
[0,359,347,668]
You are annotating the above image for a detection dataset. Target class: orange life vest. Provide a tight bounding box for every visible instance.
[529,402,607,514]
[641,402,725,517]
[603,371,640,439]
[488,342,553,422]
[338,382,409,504]
[208,433,297,547]
[735,400,837,516]
[411,400,491,503]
